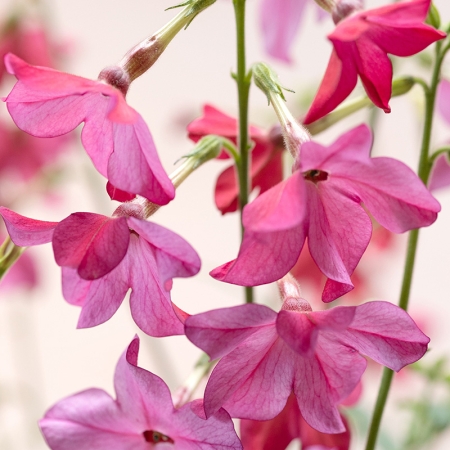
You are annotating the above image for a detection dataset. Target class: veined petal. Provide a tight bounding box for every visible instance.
[0,207,57,246]
[185,304,277,360]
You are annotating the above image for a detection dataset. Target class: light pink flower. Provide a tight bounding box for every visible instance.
[240,394,351,450]
[40,336,242,450]
[187,105,284,214]
[3,54,174,204]
[211,125,440,302]
[185,295,429,433]
[0,206,200,336]
[303,0,446,124]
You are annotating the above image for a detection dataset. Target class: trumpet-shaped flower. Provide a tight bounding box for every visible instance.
[185,287,429,433]
[303,0,446,124]
[40,336,243,450]
[0,206,200,336]
[4,54,174,204]
[211,125,440,302]
[187,105,284,214]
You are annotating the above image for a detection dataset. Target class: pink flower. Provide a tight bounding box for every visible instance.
[211,125,440,302]
[0,206,200,336]
[40,336,242,450]
[187,105,284,214]
[185,283,429,433]
[303,0,446,124]
[4,54,174,204]
[241,393,352,450]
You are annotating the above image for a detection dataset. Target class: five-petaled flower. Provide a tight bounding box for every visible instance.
[3,53,175,204]
[211,124,440,302]
[40,336,243,450]
[0,205,200,336]
[303,0,446,124]
[185,275,429,433]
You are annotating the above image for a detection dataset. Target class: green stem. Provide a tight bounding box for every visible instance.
[364,39,447,450]
[233,0,253,304]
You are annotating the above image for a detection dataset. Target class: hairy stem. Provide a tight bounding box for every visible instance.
[364,39,446,450]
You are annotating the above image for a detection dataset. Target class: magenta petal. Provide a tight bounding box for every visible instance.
[243,171,306,232]
[340,301,430,372]
[429,153,450,192]
[39,388,142,450]
[303,49,357,124]
[128,235,184,337]
[204,327,294,420]
[106,182,136,202]
[260,0,308,62]
[276,310,318,357]
[294,336,366,434]
[53,213,130,279]
[0,206,57,246]
[185,304,277,360]
[127,217,201,281]
[210,224,305,287]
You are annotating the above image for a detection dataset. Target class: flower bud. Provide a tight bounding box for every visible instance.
[253,62,310,159]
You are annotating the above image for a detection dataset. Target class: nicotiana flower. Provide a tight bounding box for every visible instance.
[0,204,200,336]
[211,124,440,302]
[40,336,243,450]
[187,104,284,214]
[240,393,352,450]
[3,54,175,204]
[185,275,429,433]
[303,0,446,124]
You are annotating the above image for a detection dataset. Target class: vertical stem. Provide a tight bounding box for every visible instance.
[233,0,253,303]
[364,40,446,450]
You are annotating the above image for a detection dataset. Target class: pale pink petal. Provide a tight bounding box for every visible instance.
[204,327,294,420]
[185,304,277,360]
[428,153,450,192]
[128,235,184,337]
[308,306,356,331]
[210,224,306,286]
[260,0,308,62]
[0,206,57,246]
[127,217,201,281]
[339,301,429,372]
[243,170,306,232]
[306,180,372,302]
[52,213,130,279]
[0,249,38,292]
[294,336,366,433]
[303,49,358,124]
[437,79,450,124]
[40,388,143,450]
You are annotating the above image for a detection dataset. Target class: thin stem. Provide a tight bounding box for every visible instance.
[233,0,253,304]
[364,38,447,450]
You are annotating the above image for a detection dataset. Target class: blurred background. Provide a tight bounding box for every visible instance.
[1,0,450,448]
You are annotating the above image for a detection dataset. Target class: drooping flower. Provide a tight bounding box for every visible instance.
[3,54,175,204]
[187,104,284,214]
[211,124,440,302]
[185,275,429,433]
[40,336,243,450]
[303,0,446,124]
[0,205,200,336]
[240,393,352,450]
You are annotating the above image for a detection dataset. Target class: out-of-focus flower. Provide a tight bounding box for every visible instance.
[0,206,200,336]
[187,104,284,214]
[211,125,439,302]
[303,0,446,124]
[40,336,243,450]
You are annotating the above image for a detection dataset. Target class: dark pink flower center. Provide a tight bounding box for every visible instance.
[303,169,328,183]
[143,430,174,444]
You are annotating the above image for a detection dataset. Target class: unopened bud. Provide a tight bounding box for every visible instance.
[392,76,415,97]
[253,63,310,159]
[114,0,216,82]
